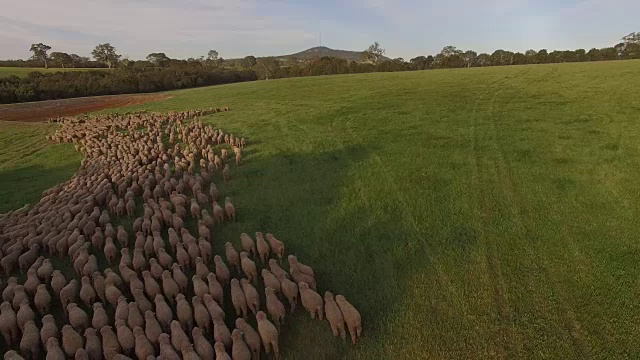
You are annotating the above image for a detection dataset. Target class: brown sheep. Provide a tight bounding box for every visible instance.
[213,255,230,285]
[195,257,209,279]
[335,294,362,344]
[269,259,289,280]
[203,294,225,321]
[170,320,190,354]
[149,258,164,279]
[132,288,153,314]
[84,328,102,360]
[127,302,144,330]
[40,314,59,347]
[132,248,147,272]
[224,242,240,273]
[240,252,257,284]
[171,263,188,294]
[235,318,261,360]
[262,269,281,293]
[230,278,248,318]
[12,285,29,310]
[24,269,41,295]
[191,296,211,332]
[240,278,260,315]
[37,259,54,280]
[92,272,106,304]
[212,201,224,225]
[105,278,123,307]
[288,254,315,277]
[190,199,201,219]
[144,310,162,343]
[299,282,324,320]
[46,337,67,360]
[255,232,269,264]
[256,311,279,359]
[3,351,24,360]
[74,347,88,360]
[291,266,317,291]
[192,327,214,359]
[324,291,346,340]
[265,286,286,326]
[115,319,135,354]
[265,233,285,260]
[80,276,97,307]
[213,316,231,348]
[224,197,235,221]
[143,270,161,299]
[34,283,52,315]
[175,243,190,270]
[176,293,194,332]
[222,164,230,183]
[181,344,202,360]
[115,296,129,322]
[197,220,210,242]
[197,238,212,263]
[214,342,231,360]
[17,299,35,332]
[240,233,256,258]
[92,303,109,330]
[51,270,67,296]
[20,320,41,359]
[0,301,19,346]
[162,270,180,301]
[206,273,224,306]
[158,333,180,359]
[231,329,252,360]
[104,237,117,264]
[116,226,128,247]
[155,295,173,332]
[2,278,17,302]
[133,326,154,360]
[67,303,89,332]
[192,274,209,299]
[62,324,84,357]
[60,279,79,309]
[99,326,121,356]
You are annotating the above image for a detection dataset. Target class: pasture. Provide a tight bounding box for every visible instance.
[0,67,102,78]
[2,60,640,359]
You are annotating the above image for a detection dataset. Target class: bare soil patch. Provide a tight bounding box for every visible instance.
[0,93,171,122]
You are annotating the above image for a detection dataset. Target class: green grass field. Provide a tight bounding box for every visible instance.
[0,66,103,77]
[2,60,640,359]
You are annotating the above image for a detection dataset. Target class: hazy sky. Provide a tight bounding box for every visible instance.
[0,0,637,60]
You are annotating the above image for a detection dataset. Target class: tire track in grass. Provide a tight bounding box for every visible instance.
[486,65,591,358]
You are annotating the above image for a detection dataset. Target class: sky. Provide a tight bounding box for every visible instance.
[0,0,637,61]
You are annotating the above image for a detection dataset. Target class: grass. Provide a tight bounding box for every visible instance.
[0,67,104,78]
[2,60,640,359]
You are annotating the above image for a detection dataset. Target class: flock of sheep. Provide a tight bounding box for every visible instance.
[0,108,361,359]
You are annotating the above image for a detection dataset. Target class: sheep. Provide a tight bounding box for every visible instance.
[290,266,317,291]
[84,328,102,360]
[269,259,289,280]
[224,197,235,221]
[37,259,54,280]
[195,257,209,279]
[299,282,324,320]
[214,342,232,360]
[336,294,362,344]
[149,258,164,278]
[231,278,248,318]
[324,291,346,340]
[171,263,188,293]
[115,319,135,354]
[16,299,35,332]
[127,302,144,330]
[240,252,258,284]
[67,303,89,332]
[192,327,214,359]
[161,270,180,301]
[12,285,29,310]
[213,316,231,348]
[192,274,209,298]
[46,337,67,360]
[41,314,59,347]
[132,248,147,272]
[203,294,225,321]
[176,293,194,332]
[231,329,252,360]
[60,279,79,309]
[144,310,163,343]
[115,296,129,322]
[256,311,280,359]
[99,326,121,356]
[51,270,66,295]
[181,344,203,360]
[62,324,84,357]
[34,283,52,315]
[170,320,190,354]
[132,288,153,314]
[21,320,41,359]
[133,326,155,360]
[175,243,190,269]
[213,255,230,285]
[3,351,24,360]
[255,232,270,264]
[240,278,260,315]
[265,286,286,326]
[2,278,18,302]
[0,301,19,346]
[92,303,109,330]
[104,237,117,264]
[265,233,285,260]
[224,242,240,273]
[23,269,41,295]
[158,333,180,359]
[143,270,161,299]
[80,276,97,307]
[104,278,123,307]
[206,273,224,306]
[239,233,256,258]
[222,164,230,183]
[288,254,315,278]
[212,201,224,225]
[197,238,211,263]
[262,269,281,293]
[155,295,174,332]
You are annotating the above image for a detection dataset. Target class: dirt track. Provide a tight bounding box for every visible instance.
[0,93,171,122]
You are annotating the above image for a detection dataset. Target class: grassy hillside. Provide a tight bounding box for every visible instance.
[0,67,103,78]
[3,60,640,359]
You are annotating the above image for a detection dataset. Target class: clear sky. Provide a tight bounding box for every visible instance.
[0,0,637,61]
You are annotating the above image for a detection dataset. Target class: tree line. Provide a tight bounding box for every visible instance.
[0,33,638,104]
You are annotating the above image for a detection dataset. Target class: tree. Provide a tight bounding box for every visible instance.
[462,50,477,67]
[49,52,72,68]
[242,55,257,69]
[362,42,385,63]
[410,56,428,70]
[440,45,462,57]
[622,32,640,45]
[255,58,280,80]
[146,52,170,66]
[29,43,52,69]
[69,54,83,68]
[207,50,219,61]
[91,43,121,68]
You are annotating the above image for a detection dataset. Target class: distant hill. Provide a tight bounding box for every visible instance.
[273,46,391,62]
